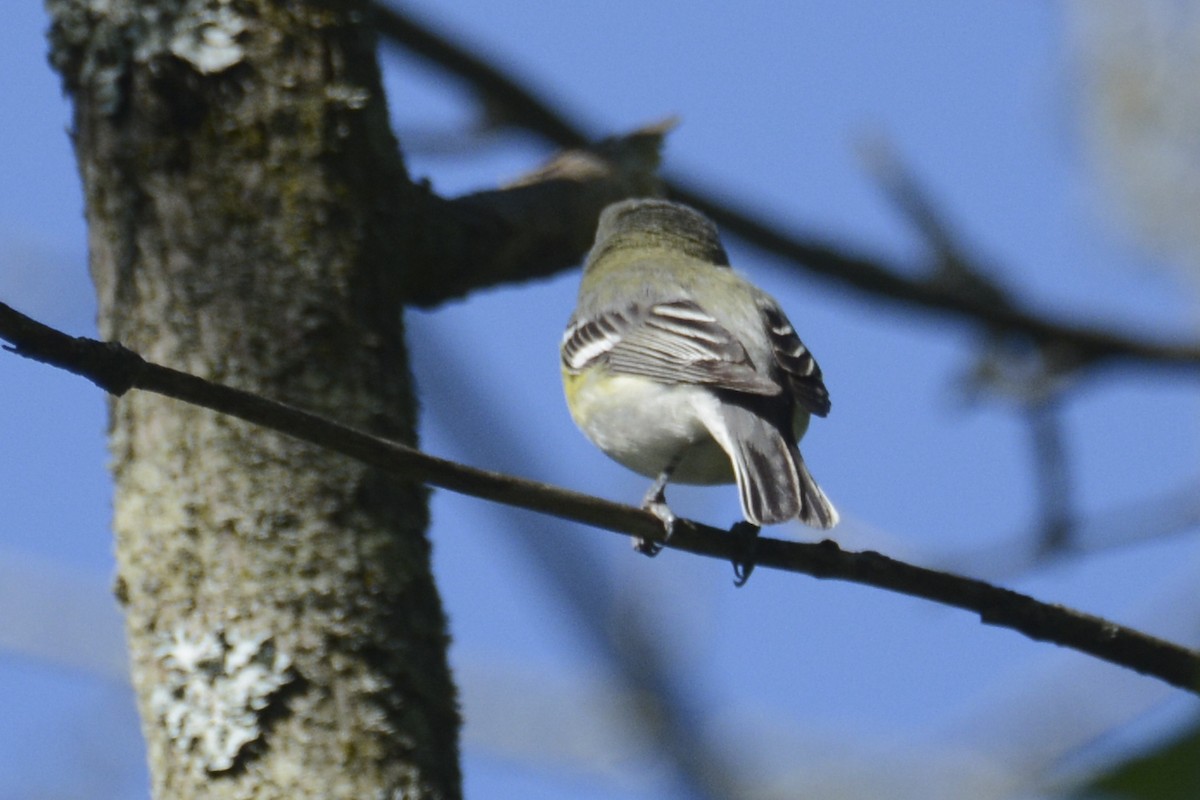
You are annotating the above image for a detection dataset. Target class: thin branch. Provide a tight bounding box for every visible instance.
[4,301,1199,694]
[1027,400,1075,553]
[372,2,1200,372]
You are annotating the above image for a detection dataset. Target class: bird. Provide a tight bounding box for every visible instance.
[561,198,837,554]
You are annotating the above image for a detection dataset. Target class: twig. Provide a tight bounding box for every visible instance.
[3,300,1199,693]
[372,2,1200,372]
[1028,399,1075,553]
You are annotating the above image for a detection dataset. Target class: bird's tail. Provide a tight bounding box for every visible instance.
[791,447,839,529]
[712,403,838,529]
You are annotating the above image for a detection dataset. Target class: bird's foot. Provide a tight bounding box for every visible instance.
[730,521,761,586]
[636,475,677,557]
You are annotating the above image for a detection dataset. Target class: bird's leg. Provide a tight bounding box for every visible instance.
[636,452,684,556]
[730,521,761,586]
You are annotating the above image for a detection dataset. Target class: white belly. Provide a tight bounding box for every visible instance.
[566,372,734,485]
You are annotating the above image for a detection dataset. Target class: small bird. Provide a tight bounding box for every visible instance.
[561,198,837,552]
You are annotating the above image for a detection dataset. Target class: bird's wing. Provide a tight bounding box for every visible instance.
[760,302,830,417]
[562,299,780,395]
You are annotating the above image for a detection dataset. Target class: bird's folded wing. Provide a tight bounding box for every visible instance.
[760,303,831,417]
[562,299,780,395]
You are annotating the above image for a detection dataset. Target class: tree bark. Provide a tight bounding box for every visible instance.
[46,1,460,796]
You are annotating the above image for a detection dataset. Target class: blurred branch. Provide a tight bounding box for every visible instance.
[369,3,588,146]
[373,1,1200,372]
[1027,400,1075,553]
[863,141,1080,553]
[960,338,1083,557]
[934,477,1200,582]
[4,301,1200,694]
[409,120,669,306]
[0,547,127,681]
[858,135,1013,311]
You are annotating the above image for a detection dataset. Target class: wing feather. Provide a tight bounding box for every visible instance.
[562,299,779,395]
[760,303,830,417]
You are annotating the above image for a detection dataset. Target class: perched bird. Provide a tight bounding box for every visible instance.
[561,198,837,552]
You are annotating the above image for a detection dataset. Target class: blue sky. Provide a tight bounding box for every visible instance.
[2,3,1199,798]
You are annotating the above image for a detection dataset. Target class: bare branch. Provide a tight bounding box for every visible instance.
[374,2,1200,372]
[4,300,1199,694]
[368,3,589,147]
[412,120,670,306]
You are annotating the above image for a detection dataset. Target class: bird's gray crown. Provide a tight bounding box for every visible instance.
[588,198,730,267]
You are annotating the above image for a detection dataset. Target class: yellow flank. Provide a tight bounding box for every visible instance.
[561,367,587,424]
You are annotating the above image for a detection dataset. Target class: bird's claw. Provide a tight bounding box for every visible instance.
[635,467,680,557]
[731,521,760,586]
[635,497,676,557]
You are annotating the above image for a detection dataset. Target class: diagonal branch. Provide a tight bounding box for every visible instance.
[369,3,588,146]
[372,2,1200,372]
[4,299,1199,694]
[420,120,671,306]
[863,142,1080,553]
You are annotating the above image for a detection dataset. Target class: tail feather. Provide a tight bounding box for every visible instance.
[708,402,838,528]
[793,451,839,529]
[731,424,801,525]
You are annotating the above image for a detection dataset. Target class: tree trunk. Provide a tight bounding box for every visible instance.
[45,1,460,796]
